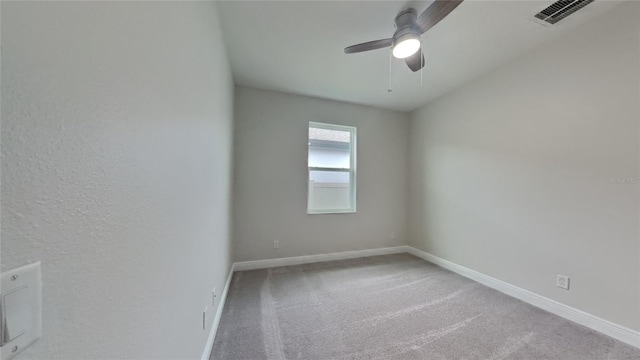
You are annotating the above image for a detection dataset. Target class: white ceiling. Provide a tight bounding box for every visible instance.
[217,0,621,112]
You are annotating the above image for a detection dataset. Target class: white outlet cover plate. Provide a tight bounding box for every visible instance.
[557,275,570,290]
[1,262,42,360]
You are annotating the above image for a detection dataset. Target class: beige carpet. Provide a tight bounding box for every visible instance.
[211,253,640,359]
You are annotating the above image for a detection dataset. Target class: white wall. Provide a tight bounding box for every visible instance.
[409,2,639,331]
[1,2,234,359]
[234,86,409,261]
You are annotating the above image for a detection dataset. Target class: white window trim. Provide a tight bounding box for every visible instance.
[307,122,357,215]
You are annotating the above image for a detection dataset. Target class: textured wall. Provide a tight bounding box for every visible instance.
[1,2,234,358]
[233,86,410,261]
[409,2,640,330]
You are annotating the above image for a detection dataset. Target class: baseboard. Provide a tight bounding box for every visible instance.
[405,246,640,349]
[234,246,408,271]
[201,263,235,360]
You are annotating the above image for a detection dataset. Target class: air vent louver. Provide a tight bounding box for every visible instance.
[534,0,595,24]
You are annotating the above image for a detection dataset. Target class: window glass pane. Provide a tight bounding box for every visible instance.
[309,127,351,144]
[308,127,351,169]
[309,170,349,183]
[308,146,350,169]
[308,170,351,211]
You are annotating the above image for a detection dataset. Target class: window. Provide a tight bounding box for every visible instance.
[307,122,356,214]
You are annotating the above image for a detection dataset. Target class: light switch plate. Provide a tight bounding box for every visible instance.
[1,262,42,360]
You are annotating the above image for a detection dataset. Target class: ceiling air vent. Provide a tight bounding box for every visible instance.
[534,0,595,25]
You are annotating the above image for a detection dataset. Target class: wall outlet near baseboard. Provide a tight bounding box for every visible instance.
[273,240,279,249]
[556,274,570,290]
[389,232,395,240]
[212,287,216,307]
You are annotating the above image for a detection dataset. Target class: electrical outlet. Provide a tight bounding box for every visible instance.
[390,232,396,240]
[212,287,217,307]
[273,240,279,249]
[556,275,570,290]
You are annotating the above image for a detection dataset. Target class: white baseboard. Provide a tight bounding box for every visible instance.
[233,246,408,271]
[405,246,640,349]
[201,263,236,360]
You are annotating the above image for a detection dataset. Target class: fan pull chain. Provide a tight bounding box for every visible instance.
[388,48,393,93]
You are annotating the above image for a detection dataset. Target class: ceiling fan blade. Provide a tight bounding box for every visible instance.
[405,51,425,72]
[344,38,393,54]
[416,0,463,34]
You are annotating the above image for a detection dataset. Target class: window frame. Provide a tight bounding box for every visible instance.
[307,121,357,215]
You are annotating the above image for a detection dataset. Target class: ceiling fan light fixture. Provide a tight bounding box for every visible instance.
[392,34,420,59]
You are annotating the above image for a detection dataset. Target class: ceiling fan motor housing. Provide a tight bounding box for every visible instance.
[393,8,420,35]
[393,8,421,42]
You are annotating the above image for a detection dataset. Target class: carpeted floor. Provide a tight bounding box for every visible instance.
[210,253,640,359]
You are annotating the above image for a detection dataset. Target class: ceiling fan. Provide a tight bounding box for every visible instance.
[344,0,463,72]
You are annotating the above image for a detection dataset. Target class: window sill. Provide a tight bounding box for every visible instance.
[307,209,356,215]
